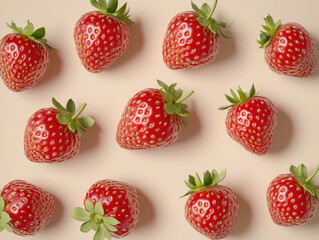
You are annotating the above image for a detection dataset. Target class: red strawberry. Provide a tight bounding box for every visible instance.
[116,80,194,150]
[0,180,55,236]
[24,98,94,163]
[74,0,134,73]
[183,170,239,239]
[219,84,278,155]
[71,179,139,240]
[162,0,230,70]
[267,163,319,226]
[258,15,317,78]
[0,20,53,92]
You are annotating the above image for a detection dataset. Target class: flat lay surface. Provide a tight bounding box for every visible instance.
[1,0,319,239]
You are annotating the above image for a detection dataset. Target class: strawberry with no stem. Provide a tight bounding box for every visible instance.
[0,180,55,236]
[258,15,317,78]
[219,84,278,155]
[183,170,239,239]
[0,21,53,91]
[24,98,94,163]
[162,0,229,70]
[74,0,134,73]
[267,163,319,226]
[116,80,194,150]
[71,179,139,240]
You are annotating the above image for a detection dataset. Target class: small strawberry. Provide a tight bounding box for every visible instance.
[71,179,139,240]
[24,98,94,163]
[219,84,278,155]
[162,0,229,70]
[183,169,239,239]
[0,180,55,236]
[0,20,53,92]
[74,0,134,73]
[267,163,319,226]
[116,80,194,150]
[258,14,317,78]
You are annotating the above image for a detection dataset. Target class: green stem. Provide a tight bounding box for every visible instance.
[175,91,195,104]
[71,103,87,120]
[305,164,319,183]
[207,0,218,19]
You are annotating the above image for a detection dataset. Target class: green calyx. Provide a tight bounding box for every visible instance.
[290,164,319,201]
[191,0,230,38]
[182,169,226,197]
[52,98,95,135]
[257,14,281,49]
[219,84,257,110]
[71,200,120,240]
[157,80,194,126]
[90,0,134,25]
[6,20,54,50]
[0,197,13,233]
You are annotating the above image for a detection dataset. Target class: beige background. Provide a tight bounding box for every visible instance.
[1,0,319,239]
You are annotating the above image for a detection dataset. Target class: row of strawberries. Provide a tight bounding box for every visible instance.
[1,0,319,239]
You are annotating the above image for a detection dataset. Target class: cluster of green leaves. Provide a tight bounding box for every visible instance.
[90,0,134,25]
[290,164,319,200]
[52,98,95,135]
[0,197,13,233]
[7,20,54,50]
[71,200,120,240]
[157,80,194,125]
[257,14,281,49]
[219,84,257,110]
[182,169,226,197]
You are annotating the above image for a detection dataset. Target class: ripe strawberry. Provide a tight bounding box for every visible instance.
[0,20,53,92]
[267,163,319,226]
[116,80,194,150]
[219,84,278,155]
[183,169,239,239]
[258,15,317,78]
[71,179,139,240]
[24,98,94,163]
[0,180,55,236]
[162,0,230,70]
[74,0,134,73]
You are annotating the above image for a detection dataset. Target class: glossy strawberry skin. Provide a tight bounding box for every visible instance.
[0,33,50,91]
[74,11,130,73]
[1,180,55,236]
[85,179,139,238]
[225,96,278,155]
[264,23,316,78]
[267,174,319,226]
[185,186,239,239]
[116,88,182,149]
[24,107,82,163]
[163,11,219,70]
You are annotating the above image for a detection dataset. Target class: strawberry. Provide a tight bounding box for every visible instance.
[116,80,194,150]
[267,163,319,226]
[0,21,53,92]
[0,180,55,236]
[219,84,278,155]
[258,15,317,78]
[183,170,239,239]
[24,98,94,163]
[74,0,134,73]
[162,0,229,70]
[71,179,139,240]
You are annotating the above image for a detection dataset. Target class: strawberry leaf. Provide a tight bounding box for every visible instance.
[70,207,91,221]
[81,221,93,233]
[257,14,281,49]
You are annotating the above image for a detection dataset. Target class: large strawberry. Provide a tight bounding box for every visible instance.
[219,84,278,155]
[24,98,94,163]
[257,15,317,78]
[183,169,239,239]
[0,180,55,236]
[71,179,139,240]
[162,0,229,70]
[74,0,134,73]
[116,80,194,150]
[0,20,53,91]
[267,163,319,226]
